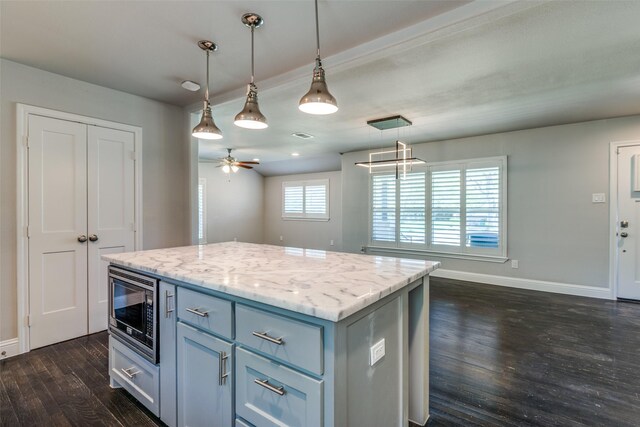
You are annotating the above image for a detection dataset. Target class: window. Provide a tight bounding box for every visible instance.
[282,179,329,220]
[198,178,207,244]
[370,156,506,258]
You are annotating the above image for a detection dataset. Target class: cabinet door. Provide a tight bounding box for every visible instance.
[177,322,233,427]
[160,282,177,427]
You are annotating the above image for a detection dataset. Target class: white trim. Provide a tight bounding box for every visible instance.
[432,269,614,300]
[609,139,640,299]
[0,338,20,360]
[16,103,144,354]
[197,178,207,244]
[366,246,508,263]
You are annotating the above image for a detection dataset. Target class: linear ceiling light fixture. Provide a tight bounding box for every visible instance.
[192,40,223,140]
[298,0,338,115]
[234,13,268,130]
[355,116,423,179]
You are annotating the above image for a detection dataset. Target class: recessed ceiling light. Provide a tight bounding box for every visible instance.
[181,80,201,92]
[291,152,300,157]
[292,132,314,140]
[253,158,260,162]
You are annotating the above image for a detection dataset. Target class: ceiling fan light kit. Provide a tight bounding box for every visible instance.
[192,40,223,140]
[299,0,338,115]
[218,148,260,174]
[234,13,269,130]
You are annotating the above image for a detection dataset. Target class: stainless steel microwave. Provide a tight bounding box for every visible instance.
[108,266,159,363]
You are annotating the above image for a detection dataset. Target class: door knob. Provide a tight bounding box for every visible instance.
[621,220,629,228]
[89,234,99,242]
[620,232,629,238]
[77,235,88,243]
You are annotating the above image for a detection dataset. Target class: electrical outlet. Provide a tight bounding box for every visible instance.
[233,237,237,242]
[370,339,385,366]
[330,240,334,246]
[279,235,283,241]
[592,193,606,203]
[511,259,519,269]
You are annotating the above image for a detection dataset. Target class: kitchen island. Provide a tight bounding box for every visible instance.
[104,242,439,427]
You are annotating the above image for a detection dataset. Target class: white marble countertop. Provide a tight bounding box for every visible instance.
[103,242,439,322]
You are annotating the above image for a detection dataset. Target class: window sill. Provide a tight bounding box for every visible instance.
[281,217,330,222]
[365,246,508,263]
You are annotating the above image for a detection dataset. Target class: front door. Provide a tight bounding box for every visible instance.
[28,115,88,349]
[616,144,640,299]
[87,126,136,333]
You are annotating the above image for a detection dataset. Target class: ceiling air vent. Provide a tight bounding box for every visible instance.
[366,115,412,131]
[292,132,314,139]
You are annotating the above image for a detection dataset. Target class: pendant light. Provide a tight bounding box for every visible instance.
[192,40,223,140]
[299,0,338,115]
[234,13,268,130]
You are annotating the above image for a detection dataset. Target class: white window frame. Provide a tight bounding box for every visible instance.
[282,179,330,221]
[198,178,207,244]
[368,156,507,262]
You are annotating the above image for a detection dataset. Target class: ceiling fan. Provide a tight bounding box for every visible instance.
[216,148,259,173]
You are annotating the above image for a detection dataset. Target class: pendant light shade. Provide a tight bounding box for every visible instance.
[235,84,268,129]
[193,102,223,140]
[235,13,268,129]
[192,40,223,140]
[299,0,338,115]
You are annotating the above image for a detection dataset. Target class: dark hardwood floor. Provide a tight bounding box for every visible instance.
[2,278,640,426]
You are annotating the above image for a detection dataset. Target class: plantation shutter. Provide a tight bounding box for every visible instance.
[431,169,461,246]
[465,166,501,248]
[399,172,426,244]
[371,174,396,242]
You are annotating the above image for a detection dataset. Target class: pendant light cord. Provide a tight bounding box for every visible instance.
[315,0,321,58]
[205,50,210,104]
[251,25,255,85]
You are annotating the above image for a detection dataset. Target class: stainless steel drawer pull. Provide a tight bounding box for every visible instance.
[120,367,140,379]
[185,307,209,317]
[252,331,284,345]
[219,351,229,386]
[254,378,286,396]
[165,290,174,318]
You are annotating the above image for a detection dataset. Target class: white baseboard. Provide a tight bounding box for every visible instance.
[431,269,614,300]
[0,338,20,360]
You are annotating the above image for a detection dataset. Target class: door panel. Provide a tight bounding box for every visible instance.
[88,126,135,333]
[177,322,233,427]
[617,145,640,299]
[28,115,88,349]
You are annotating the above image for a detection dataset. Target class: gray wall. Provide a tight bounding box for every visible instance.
[0,59,190,341]
[342,116,640,288]
[198,163,264,244]
[264,171,343,251]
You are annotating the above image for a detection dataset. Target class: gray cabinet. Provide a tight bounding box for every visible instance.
[159,281,177,427]
[236,347,323,427]
[109,336,160,416]
[177,321,233,427]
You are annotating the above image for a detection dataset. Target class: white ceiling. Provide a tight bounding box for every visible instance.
[3,1,640,176]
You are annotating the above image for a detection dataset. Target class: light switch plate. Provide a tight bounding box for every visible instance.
[370,339,385,366]
[592,193,606,203]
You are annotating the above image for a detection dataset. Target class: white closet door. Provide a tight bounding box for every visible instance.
[28,115,88,349]
[87,126,136,333]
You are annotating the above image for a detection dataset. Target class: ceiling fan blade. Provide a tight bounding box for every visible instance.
[237,164,253,169]
[236,161,259,165]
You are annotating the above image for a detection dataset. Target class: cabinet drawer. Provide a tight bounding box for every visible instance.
[177,287,233,339]
[236,348,323,427]
[109,336,160,416]
[236,304,323,375]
